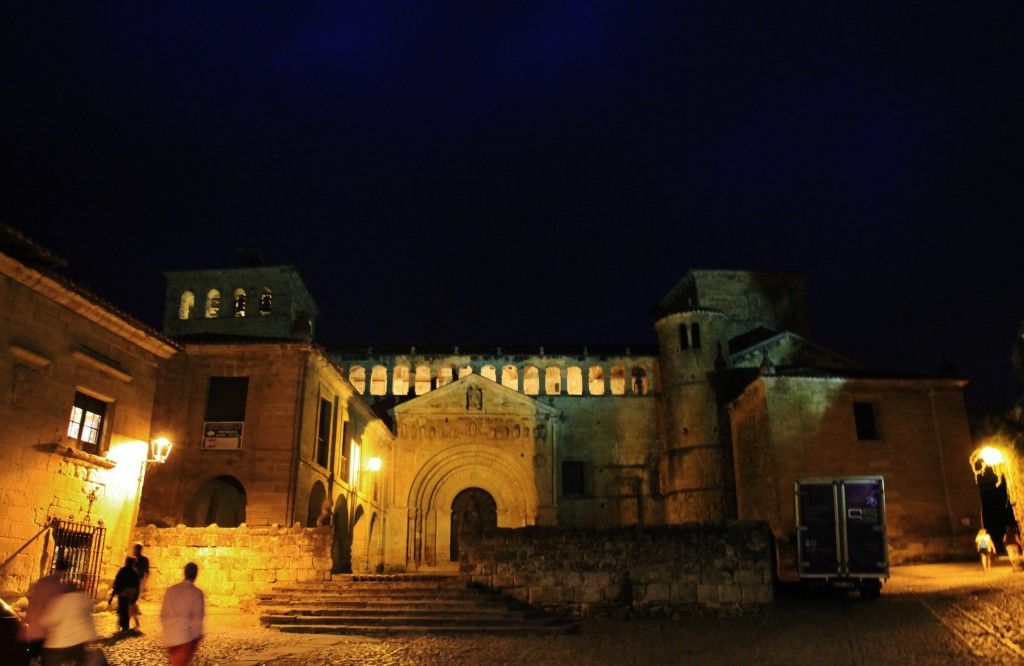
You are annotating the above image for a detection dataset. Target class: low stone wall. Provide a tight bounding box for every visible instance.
[460,522,774,617]
[132,523,332,609]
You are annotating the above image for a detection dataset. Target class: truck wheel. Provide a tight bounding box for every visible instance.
[858,581,881,599]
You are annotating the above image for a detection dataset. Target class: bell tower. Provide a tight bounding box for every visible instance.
[162,252,319,341]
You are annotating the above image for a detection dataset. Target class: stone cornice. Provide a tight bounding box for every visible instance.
[0,252,178,359]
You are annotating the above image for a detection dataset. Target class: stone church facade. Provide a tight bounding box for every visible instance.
[0,226,983,597]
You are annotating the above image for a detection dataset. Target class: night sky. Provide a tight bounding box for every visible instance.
[3,3,1022,408]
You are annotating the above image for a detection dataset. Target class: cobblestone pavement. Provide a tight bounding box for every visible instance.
[89,559,1024,666]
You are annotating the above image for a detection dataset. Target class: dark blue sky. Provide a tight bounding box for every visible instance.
[3,3,1022,408]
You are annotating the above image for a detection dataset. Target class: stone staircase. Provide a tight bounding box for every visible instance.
[256,573,580,636]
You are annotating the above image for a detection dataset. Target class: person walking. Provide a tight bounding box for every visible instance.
[1004,525,1023,569]
[37,584,99,666]
[161,562,204,666]
[108,557,140,633]
[975,528,996,571]
[132,544,150,599]
[18,559,75,662]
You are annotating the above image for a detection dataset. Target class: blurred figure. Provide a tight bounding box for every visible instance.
[18,559,74,662]
[37,584,99,666]
[161,562,204,666]
[107,557,139,634]
[975,528,995,571]
[132,544,150,600]
[1004,525,1023,569]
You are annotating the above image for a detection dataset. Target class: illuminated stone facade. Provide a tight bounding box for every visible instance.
[0,227,983,605]
[0,226,176,597]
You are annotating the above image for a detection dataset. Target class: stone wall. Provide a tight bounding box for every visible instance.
[460,522,774,617]
[133,523,332,608]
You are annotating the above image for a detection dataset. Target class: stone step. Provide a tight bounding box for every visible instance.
[266,581,464,593]
[258,588,492,599]
[256,576,578,636]
[266,622,581,637]
[259,600,520,614]
[260,612,553,627]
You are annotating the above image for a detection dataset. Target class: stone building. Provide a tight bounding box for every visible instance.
[1,227,984,599]
[139,264,392,574]
[325,270,979,570]
[0,225,177,596]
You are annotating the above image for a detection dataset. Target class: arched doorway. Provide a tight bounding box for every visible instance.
[307,481,328,527]
[331,495,351,574]
[450,488,497,561]
[187,475,246,527]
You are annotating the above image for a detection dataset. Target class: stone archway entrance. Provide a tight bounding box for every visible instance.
[331,495,351,573]
[187,475,246,527]
[450,487,497,561]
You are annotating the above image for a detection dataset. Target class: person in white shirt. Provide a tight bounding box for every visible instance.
[160,562,205,666]
[38,587,98,666]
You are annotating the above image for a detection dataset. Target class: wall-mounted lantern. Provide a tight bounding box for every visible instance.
[148,437,173,464]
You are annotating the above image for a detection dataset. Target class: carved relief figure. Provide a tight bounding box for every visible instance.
[467,386,483,411]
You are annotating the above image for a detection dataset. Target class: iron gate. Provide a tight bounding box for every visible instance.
[50,519,106,598]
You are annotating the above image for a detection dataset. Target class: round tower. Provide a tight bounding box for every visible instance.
[654,308,736,522]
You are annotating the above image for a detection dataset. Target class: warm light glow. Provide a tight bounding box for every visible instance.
[970,441,1010,486]
[150,437,173,463]
[979,446,1003,467]
[366,457,382,472]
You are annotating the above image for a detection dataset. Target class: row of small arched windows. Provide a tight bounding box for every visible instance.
[178,288,273,320]
[347,364,650,397]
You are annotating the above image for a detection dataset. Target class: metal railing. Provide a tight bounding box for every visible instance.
[50,519,106,598]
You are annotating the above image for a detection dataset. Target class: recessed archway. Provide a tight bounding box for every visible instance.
[187,475,246,527]
[450,487,497,561]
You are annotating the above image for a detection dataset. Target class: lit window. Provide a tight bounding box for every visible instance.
[350,442,361,490]
[631,368,648,395]
[588,366,605,395]
[523,365,540,395]
[340,421,352,482]
[415,365,431,395]
[349,366,366,394]
[233,288,246,317]
[459,365,473,379]
[567,367,583,395]
[610,366,626,395]
[501,365,518,391]
[67,392,108,455]
[393,366,410,395]
[545,366,562,395]
[205,289,221,318]
[178,291,195,320]
[259,288,272,315]
[370,366,388,395]
[437,366,454,388]
[481,365,497,382]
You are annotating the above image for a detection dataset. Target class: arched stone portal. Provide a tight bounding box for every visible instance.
[407,444,538,569]
[450,488,497,561]
[187,475,246,527]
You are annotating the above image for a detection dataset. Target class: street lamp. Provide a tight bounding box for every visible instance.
[148,437,173,464]
[971,444,1005,483]
[366,457,382,472]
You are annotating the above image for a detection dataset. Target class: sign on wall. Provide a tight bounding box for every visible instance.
[202,422,243,449]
